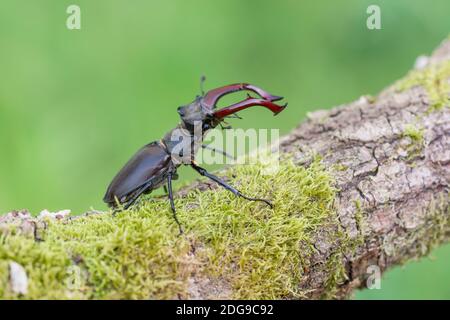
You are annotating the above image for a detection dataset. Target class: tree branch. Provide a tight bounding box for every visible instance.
[0,39,449,300]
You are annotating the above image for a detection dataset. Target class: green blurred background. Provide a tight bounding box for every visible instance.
[0,0,448,299]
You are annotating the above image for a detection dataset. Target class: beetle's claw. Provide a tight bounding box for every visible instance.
[260,199,273,208]
[244,84,283,102]
[202,83,283,109]
[269,95,283,102]
[274,102,288,115]
[213,98,286,119]
[240,194,274,209]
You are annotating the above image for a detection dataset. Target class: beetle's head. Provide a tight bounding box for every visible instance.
[177,96,216,133]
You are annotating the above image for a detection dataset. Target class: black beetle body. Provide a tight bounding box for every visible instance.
[104,141,171,206]
[104,82,287,233]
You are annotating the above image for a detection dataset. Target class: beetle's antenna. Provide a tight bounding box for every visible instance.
[202,144,235,160]
[200,75,206,96]
[225,113,242,119]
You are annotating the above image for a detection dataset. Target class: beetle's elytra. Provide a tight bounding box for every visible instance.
[104,81,287,233]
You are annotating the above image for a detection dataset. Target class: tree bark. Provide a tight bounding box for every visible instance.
[1,39,449,300]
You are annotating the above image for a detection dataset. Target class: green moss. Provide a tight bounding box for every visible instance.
[403,124,424,143]
[0,214,191,299]
[0,234,74,299]
[366,95,376,104]
[396,60,450,111]
[0,157,344,299]
[322,251,347,299]
[187,158,337,298]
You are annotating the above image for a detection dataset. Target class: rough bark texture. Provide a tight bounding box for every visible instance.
[1,39,449,300]
[279,40,450,298]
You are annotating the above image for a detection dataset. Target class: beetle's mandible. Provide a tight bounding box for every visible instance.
[104,80,287,233]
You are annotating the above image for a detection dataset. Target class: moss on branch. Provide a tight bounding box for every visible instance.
[0,157,346,299]
[396,60,450,111]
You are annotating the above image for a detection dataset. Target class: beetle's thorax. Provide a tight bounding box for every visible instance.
[177,96,222,132]
[159,96,222,165]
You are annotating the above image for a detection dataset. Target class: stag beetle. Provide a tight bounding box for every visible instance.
[104,79,287,233]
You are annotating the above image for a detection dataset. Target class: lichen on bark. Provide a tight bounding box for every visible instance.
[396,60,450,111]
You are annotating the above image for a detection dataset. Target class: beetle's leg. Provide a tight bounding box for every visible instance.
[190,162,273,208]
[225,113,242,119]
[203,83,283,108]
[167,172,184,234]
[123,181,152,210]
[219,121,232,130]
[163,185,168,195]
[111,206,120,217]
[201,144,235,160]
